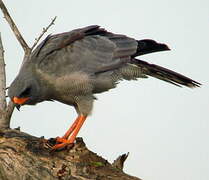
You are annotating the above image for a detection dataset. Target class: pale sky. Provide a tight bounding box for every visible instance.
[1,0,208,180]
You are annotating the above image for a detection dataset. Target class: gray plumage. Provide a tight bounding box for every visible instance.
[8,25,201,116]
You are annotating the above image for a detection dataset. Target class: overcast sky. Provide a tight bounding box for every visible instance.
[1,0,208,180]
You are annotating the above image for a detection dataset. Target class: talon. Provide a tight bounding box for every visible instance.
[50,115,87,151]
[55,137,68,143]
[51,141,74,151]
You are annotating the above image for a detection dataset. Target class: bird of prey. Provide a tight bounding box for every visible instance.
[8,25,201,150]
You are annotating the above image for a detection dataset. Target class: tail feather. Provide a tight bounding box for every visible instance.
[131,59,201,88]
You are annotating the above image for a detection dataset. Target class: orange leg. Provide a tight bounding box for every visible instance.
[52,115,87,150]
[62,116,80,139]
[55,116,80,143]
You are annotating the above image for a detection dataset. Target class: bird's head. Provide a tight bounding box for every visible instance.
[8,73,41,110]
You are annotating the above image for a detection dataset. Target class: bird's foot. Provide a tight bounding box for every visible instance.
[49,115,87,151]
[55,137,69,143]
[50,137,74,151]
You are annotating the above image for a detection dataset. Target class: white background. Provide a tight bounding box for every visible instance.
[1,1,208,180]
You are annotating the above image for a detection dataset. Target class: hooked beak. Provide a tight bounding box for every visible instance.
[12,97,29,111]
[15,104,21,111]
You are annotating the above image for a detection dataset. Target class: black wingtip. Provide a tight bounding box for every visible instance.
[160,43,171,51]
[133,39,171,57]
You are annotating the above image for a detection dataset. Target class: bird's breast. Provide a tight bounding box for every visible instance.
[36,69,94,106]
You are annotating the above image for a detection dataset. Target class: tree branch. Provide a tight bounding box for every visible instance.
[112,152,130,170]
[0,0,30,53]
[31,16,57,50]
[5,101,14,126]
[0,131,141,180]
[0,1,56,128]
[0,34,6,110]
[0,33,9,129]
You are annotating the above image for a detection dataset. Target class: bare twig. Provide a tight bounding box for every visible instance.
[0,33,7,110]
[21,17,57,66]
[0,0,30,53]
[31,16,57,50]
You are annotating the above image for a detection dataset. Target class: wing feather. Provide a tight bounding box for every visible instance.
[32,25,138,76]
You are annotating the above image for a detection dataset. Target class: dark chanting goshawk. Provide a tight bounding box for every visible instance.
[8,25,201,150]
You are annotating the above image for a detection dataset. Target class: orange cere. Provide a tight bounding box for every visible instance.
[13,97,29,105]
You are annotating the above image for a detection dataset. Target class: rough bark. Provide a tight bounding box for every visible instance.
[0,128,141,180]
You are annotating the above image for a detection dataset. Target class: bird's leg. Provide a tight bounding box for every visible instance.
[56,116,80,142]
[66,115,87,143]
[52,115,87,150]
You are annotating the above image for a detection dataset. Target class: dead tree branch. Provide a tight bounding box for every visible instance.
[0,0,55,128]
[0,34,6,110]
[4,101,14,127]
[0,0,30,53]
[0,0,31,128]
[0,34,8,129]
[113,152,130,170]
[0,129,141,180]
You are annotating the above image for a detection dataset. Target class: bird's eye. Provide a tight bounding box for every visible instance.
[20,87,31,97]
